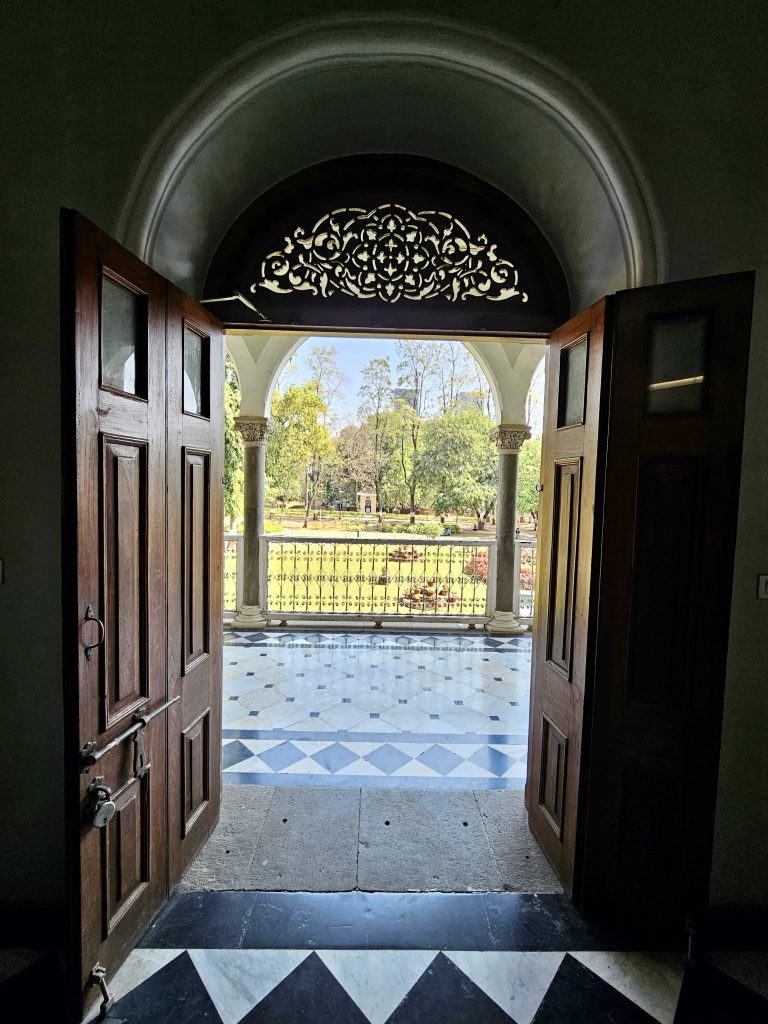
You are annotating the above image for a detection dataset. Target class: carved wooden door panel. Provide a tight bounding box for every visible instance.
[64,212,169,1019]
[63,212,224,1021]
[166,287,224,886]
[526,300,608,894]
[580,273,754,938]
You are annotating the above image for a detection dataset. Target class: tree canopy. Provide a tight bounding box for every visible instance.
[222,339,544,527]
[421,409,498,523]
[516,437,542,523]
[266,382,334,510]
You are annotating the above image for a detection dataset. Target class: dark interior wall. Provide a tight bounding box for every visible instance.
[0,0,766,919]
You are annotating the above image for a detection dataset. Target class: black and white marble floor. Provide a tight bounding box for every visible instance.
[222,631,530,790]
[84,891,768,1023]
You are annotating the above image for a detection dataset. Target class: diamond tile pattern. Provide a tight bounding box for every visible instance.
[222,631,531,789]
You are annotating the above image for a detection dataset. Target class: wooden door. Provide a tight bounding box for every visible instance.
[526,300,609,893]
[166,287,224,886]
[62,212,223,1021]
[527,273,754,940]
[580,273,754,939]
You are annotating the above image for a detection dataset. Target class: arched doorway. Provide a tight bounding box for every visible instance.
[199,326,558,901]
[116,13,664,305]
[77,16,768,1024]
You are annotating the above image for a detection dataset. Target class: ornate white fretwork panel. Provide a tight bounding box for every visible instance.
[255,204,528,305]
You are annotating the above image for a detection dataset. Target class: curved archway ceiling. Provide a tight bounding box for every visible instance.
[119,16,664,323]
[205,156,570,334]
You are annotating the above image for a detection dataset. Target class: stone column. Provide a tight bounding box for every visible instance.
[486,424,531,635]
[232,416,269,629]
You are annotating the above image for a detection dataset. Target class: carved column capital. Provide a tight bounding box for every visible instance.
[490,424,531,454]
[235,415,269,445]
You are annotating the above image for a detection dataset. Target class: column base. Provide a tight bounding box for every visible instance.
[485,610,529,635]
[231,604,268,630]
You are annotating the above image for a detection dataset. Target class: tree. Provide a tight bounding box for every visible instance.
[266,383,334,523]
[437,342,470,413]
[305,345,349,428]
[421,409,498,526]
[395,340,440,514]
[358,356,393,510]
[336,423,375,495]
[516,436,542,527]
[223,352,244,528]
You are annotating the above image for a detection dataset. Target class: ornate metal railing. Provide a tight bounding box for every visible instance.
[513,539,537,621]
[223,533,537,625]
[223,533,243,615]
[263,537,495,623]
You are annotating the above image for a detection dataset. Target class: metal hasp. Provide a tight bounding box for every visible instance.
[79,696,181,772]
[89,962,114,1018]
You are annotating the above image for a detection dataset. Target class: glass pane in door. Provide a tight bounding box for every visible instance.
[646,314,708,414]
[101,274,145,395]
[558,337,588,427]
[183,324,209,416]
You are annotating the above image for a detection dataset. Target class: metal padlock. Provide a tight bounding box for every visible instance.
[88,777,116,829]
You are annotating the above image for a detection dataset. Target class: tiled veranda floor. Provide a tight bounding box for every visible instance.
[221,630,531,789]
[83,891,768,1023]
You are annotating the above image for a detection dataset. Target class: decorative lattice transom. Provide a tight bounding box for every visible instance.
[255,204,528,305]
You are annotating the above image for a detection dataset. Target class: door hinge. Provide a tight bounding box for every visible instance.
[89,962,114,1018]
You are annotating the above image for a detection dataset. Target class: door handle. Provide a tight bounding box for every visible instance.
[83,605,105,661]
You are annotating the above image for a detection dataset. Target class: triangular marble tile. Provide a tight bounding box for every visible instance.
[188,949,311,1024]
[239,951,368,1022]
[570,950,684,1024]
[85,949,184,1021]
[445,951,564,1024]
[317,949,436,1024]
[386,951,517,1022]
[104,950,221,1022]
[532,954,657,1023]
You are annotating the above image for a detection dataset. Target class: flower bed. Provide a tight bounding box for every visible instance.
[399,580,458,611]
[464,550,488,581]
[389,546,423,562]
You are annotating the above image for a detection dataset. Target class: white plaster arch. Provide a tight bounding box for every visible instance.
[463,339,546,425]
[226,332,312,418]
[228,330,531,427]
[116,12,666,314]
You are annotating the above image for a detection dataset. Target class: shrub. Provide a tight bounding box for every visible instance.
[378,520,444,538]
[409,522,444,537]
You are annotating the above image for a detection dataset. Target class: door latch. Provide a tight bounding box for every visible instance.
[134,725,149,778]
[88,776,116,829]
[89,962,114,1018]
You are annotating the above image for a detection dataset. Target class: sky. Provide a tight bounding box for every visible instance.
[276,336,544,435]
